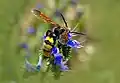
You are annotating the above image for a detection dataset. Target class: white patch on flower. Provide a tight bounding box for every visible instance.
[85,44,95,55]
[77,44,95,62]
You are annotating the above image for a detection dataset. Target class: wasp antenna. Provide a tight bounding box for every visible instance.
[59,12,68,28]
[71,32,86,35]
[71,22,80,32]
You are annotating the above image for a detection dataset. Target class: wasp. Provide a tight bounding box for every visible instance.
[31,9,86,68]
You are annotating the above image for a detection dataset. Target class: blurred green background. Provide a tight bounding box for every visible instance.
[0,0,120,83]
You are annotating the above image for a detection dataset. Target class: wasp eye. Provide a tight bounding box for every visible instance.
[60,29,65,34]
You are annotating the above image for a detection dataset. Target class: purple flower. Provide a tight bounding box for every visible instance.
[54,54,62,65]
[54,9,62,17]
[43,34,46,40]
[69,0,78,5]
[20,43,28,49]
[68,33,72,39]
[36,4,43,9]
[60,64,69,71]
[67,40,81,48]
[51,47,59,54]
[27,27,35,34]
[25,59,37,72]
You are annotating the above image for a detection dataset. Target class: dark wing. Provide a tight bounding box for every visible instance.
[31,9,60,26]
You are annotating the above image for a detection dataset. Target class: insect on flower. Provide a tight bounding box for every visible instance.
[31,8,86,67]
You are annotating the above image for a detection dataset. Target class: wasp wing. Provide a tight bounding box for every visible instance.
[31,9,60,27]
